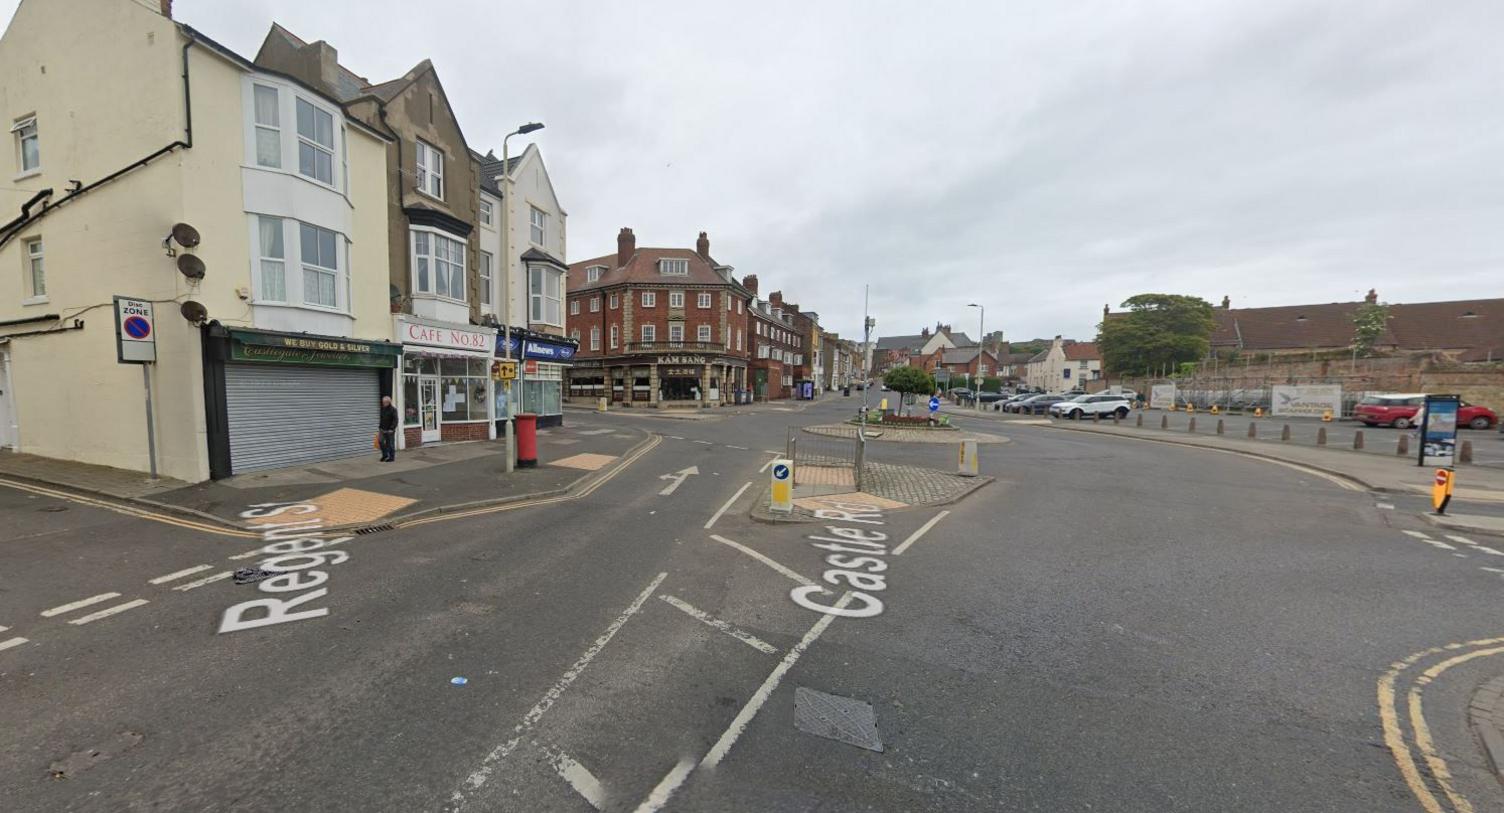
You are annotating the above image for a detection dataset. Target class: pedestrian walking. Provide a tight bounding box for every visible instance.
[378,395,398,462]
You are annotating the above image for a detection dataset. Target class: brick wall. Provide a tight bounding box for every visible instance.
[440,422,490,443]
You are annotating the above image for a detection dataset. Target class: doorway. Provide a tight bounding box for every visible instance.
[419,376,441,442]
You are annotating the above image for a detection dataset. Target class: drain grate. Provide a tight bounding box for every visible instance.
[794,687,884,752]
[353,523,395,535]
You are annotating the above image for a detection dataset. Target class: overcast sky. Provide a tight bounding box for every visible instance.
[12,0,1501,343]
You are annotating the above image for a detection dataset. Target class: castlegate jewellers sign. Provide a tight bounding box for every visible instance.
[230,330,399,368]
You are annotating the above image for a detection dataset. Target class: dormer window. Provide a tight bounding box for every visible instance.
[659,258,689,276]
[586,265,606,283]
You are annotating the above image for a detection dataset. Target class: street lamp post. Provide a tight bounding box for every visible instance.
[498,122,544,474]
[967,302,984,412]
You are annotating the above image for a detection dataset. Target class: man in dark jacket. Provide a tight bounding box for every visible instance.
[378,395,398,462]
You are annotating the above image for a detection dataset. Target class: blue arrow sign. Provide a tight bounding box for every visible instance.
[929,396,940,412]
[772,464,790,480]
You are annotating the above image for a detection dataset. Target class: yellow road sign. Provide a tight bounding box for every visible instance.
[491,360,518,381]
[1432,468,1455,513]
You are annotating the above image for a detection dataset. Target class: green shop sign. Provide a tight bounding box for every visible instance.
[229,330,400,369]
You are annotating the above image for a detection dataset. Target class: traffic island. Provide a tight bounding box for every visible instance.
[751,460,992,524]
[803,423,1009,445]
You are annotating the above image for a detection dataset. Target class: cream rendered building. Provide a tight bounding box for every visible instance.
[0,0,393,482]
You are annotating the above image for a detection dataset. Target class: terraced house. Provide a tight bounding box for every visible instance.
[0,0,397,481]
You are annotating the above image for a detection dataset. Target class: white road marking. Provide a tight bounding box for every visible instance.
[0,625,7,632]
[669,436,685,440]
[758,458,776,473]
[726,445,749,450]
[633,756,696,813]
[450,572,668,810]
[0,636,29,652]
[578,429,615,436]
[227,550,264,560]
[1375,503,1395,510]
[1453,553,1469,558]
[543,746,605,810]
[40,592,121,618]
[148,564,214,584]
[1402,530,1433,539]
[1481,567,1504,574]
[1447,535,1504,555]
[700,592,856,769]
[892,510,951,556]
[1401,530,1457,550]
[173,571,233,591]
[67,598,149,626]
[709,534,815,586]
[659,595,778,654]
[658,466,700,496]
[692,439,712,445]
[704,482,752,529]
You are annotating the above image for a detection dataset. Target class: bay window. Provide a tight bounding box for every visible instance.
[529,265,563,325]
[296,98,334,184]
[299,222,339,307]
[412,229,466,301]
[252,86,280,168]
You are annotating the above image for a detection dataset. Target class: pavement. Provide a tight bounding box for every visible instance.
[7,395,1504,811]
[0,421,651,531]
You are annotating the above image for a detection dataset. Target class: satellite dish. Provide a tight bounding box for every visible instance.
[170,222,201,248]
[177,254,206,280]
[180,300,208,324]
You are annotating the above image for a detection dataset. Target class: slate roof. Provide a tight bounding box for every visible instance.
[1208,297,1504,361]
[942,346,997,365]
[875,334,927,352]
[473,150,527,196]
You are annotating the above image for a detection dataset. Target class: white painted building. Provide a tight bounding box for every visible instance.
[1025,337,1102,392]
[0,0,395,481]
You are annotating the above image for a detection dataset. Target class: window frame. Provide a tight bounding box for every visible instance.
[586,265,605,283]
[590,296,600,313]
[609,292,619,309]
[298,221,340,309]
[641,291,656,308]
[570,299,580,316]
[698,292,712,309]
[12,115,39,176]
[669,290,685,308]
[254,216,286,303]
[610,324,619,349]
[641,324,656,343]
[479,250,494,307]
[658,258,689,276]
[23,236,44,300]
[415,139,445,199]
[589,326,600,351]
[698,324,712,343]
[479,198,494,226]
[295,97,336,186]
[668,322,685,345]
[529,206,546,246]
[251,86,280,169]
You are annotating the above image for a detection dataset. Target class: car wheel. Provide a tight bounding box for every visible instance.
[1393,417,1411,429]
[1069,410,1082,420]
[1470,416,1493,430]
[1115,407,1129,419]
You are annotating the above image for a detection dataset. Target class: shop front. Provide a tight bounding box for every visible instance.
[395,315,497,449]
[495,329,577,429]
[201,326,402,478]
[569,352,745,409]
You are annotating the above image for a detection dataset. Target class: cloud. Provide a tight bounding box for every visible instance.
[7,0,1497,344]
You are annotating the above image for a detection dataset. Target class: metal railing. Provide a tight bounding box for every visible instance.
[787,427,865,492]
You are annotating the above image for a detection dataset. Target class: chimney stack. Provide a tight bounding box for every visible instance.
[1221,295,1231,309]
[921,327,931,338]
[159,0,173,17]
[1365,288,1378,304]
[617,227,636,268]
[312,41,341,95]
[769,291,783,307]
[742,274,758,295]
[696,231,710,259]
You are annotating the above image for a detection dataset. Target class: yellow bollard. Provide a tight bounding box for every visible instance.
[1210,405,1220,415]
[1254,407,1263,418]
[1321,409,1333,422]
[1186,403,1195,414]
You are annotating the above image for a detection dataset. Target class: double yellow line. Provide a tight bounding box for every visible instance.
[0,477,258,538]
[1379,636,1504,813]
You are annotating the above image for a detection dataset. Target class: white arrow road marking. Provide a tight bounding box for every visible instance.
[659,595,778,654]
[658,466,700,496]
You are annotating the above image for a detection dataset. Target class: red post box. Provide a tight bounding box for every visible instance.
[514,413,538,468]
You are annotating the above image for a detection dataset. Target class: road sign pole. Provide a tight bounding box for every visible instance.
[142,364,158,479]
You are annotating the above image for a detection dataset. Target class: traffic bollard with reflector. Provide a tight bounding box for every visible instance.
[769,459,793,514]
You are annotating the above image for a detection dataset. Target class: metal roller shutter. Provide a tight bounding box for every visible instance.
[225,364,379,474]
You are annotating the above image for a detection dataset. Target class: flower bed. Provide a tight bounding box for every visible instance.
[849,413,956,429]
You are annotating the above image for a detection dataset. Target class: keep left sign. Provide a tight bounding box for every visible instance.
[114,295,156,363]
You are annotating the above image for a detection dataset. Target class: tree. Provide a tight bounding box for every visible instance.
[882,366,935,416]
[1097,294,1217,377]
[1352,302,1391,358]
[979,376,1004,393]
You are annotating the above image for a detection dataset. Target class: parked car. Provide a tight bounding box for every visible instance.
[995,394,1033,412]
[1013,394,1070,414]
[976,391,1009,404]
[1049,393,1133,420]
[1354,394,1497,430]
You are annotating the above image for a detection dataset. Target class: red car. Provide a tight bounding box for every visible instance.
[1354,394,1497,430]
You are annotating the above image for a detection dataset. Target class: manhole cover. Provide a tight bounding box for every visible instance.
[793,687,883,752]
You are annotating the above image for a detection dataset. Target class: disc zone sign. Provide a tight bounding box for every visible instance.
[114,295,157,363]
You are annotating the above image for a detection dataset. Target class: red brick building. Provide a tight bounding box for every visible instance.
[745,278,809,400]
[564,229,752,407]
